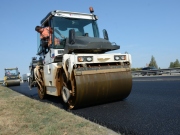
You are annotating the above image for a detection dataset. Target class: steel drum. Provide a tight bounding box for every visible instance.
[68,67,132,109]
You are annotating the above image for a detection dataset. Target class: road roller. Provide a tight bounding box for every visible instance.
[4,68,20,86]
[31,7,132,109]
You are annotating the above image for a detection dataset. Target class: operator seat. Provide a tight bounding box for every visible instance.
[75,31,83,36]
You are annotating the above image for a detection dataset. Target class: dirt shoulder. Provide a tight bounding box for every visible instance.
[0,85,120,135]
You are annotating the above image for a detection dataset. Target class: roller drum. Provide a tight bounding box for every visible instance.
[69,70,132,108]
[5,79,20,87]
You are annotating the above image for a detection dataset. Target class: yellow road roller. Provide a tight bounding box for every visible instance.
[31,7,132,109]
[4,68,20,86]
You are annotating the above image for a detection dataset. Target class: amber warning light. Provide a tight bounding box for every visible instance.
[89,7,94,13]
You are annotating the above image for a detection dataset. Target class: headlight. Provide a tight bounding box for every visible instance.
[114,55,126,61]
[120,55,126,60]
[78,57,84,62]
[86,57,93,62]
[114,56,120,60]
[78,56,93,62]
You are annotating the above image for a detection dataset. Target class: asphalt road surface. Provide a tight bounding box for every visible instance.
[8,76,180,135]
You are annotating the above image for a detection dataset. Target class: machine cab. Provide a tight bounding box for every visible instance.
[4,68,20,79]
[36,10,100,56]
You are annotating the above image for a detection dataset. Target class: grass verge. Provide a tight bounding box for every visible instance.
[0,85,119,135]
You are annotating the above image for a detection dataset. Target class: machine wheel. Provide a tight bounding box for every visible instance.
[61,86,70,103]
[38,85,47,99]
[36,66,46,99]
[29,77,34,88]
[61,72,76,109]
[29,77,31,87]
[33,65,47,99]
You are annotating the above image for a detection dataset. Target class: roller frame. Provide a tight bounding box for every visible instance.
[35,52,132,109]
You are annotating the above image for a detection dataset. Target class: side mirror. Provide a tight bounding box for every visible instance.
[84,33,89,37]
[103,29,109,40]
[69,29,75,44]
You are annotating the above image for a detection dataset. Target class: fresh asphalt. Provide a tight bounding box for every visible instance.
[7,75,180,135]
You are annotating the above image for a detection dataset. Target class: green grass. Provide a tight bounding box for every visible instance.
[0,85,119,135]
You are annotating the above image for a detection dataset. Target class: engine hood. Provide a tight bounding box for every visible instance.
[64,36,120,54]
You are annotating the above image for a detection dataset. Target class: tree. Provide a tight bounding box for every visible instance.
[169,62,174,68]
[169,59,180,68]
[149,55,158,68]
[174,59,180,67]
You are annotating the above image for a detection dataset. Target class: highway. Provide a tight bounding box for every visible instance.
[8,76,180,135]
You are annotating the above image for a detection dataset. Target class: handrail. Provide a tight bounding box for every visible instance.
[131,67,180,76]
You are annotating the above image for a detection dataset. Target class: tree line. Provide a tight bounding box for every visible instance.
[169,59,180,68]
[131,55,180,71]
[149,56,180,68]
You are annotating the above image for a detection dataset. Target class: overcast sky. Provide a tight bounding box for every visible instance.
[0,0,179,78]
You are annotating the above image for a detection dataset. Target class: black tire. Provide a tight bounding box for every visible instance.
[29,76,33,87]
[5,82,8,87]
[38,85,47,99]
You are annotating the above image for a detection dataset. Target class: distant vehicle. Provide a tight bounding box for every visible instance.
[29,57,39,87]
[21,73,31,83]
[141,67,163,76]
[22,74,28,82]
[4,67,21,86]
[27,73,30,82]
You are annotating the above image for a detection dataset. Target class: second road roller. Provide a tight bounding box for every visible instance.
[4,67,21,86]
[31,7,132,109]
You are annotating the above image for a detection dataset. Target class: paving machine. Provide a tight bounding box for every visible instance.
[31,7,132,109]
[29,57,40,88]
[4,67,20,86]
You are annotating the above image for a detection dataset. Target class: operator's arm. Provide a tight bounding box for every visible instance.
[48,27,53,34]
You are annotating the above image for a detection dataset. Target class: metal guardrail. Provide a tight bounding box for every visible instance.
[1,68,180,83]
[131,67,180,76]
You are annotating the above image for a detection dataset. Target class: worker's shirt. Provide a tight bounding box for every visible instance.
[40,27,52,46]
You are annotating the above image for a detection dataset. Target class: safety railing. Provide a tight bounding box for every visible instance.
[131,67,180,76]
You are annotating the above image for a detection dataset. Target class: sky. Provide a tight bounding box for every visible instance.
[0,0,180,78]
